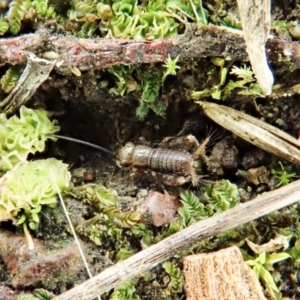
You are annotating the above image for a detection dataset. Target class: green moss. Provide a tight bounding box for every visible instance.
[0,158,70,249]
[32,0,48,16]
[69,0,208,38]
[221,15,242,30]
[109,279,140,300]
[191,63,264,101]
[108,55,180,117]
[162,261,183,293]
[16,294,39,300]
[271,161,297,187]
[33,288,54,300]
[32,0,56,18]
[168,180,240,233]
[0,66,22,93]
[246,250,290,299]
[7,0,31,34]
[0,158,70,223]
[0,106,59,171]
[71,184,142,246]
[0,19,9,35]
[3,0,55,35]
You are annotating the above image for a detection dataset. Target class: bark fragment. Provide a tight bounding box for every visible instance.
[183,246,267,300]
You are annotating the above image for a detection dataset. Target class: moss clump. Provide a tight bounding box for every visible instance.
[0,106,59,171]
[0,158,70,250]
[71,0,208,39]
[0,158,70,228]
[191,63,263,101]
[72,184,142,246]
[7,0,31,35]
[168,180,240,233]
[2,0,56,35]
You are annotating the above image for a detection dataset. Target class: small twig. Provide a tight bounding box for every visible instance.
[0,25,299,72]
[53,179,300,300]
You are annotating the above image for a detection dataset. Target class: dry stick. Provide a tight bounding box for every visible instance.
[53,179,300,300]
[1,25,300,71]
[237,0,273,95]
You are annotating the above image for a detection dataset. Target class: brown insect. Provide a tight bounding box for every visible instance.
[117,135,209,186]
[51,134,209,186]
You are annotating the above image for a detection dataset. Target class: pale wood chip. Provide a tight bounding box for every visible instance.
[237,0,273,95]
[183,246,267,300]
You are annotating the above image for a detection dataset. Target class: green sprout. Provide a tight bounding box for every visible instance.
[7,0,30,35]
[168,190,208,233]
[0,66,22,93]
[109,279,140,300]
[191,64,263,101]
[221,16,242,30]
[288,240,300,263]
[162,55,180,82]
[32,0,56,18]
[166,0,208,25]
[168,180,240,233]
[273,21,288,31]
[33,288,54,300]
[162,261,183,293]
[179,190,209,220]
[0,106,59,171]
[136,65,165,118]
[246,251,290,299]
[107,64,164,118]
[32,0,49,15]
[0,158,70,249]
[202,179,240,212]
[79,21,98,37]
[271,161,297,187]
[116,248,137,261]
[108,55,180,118]
[0,19,9,35]
[107,65,136,96]
[3,0,55,35]
[131,223,154,248]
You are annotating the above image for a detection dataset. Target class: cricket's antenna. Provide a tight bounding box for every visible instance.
[49,134,116,157]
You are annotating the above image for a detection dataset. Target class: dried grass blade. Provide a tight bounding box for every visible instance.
[198,101,300,164]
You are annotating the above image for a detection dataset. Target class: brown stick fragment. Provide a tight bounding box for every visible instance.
[0,25,298,71]
[53,179,300,300]
[183,246,267,300]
